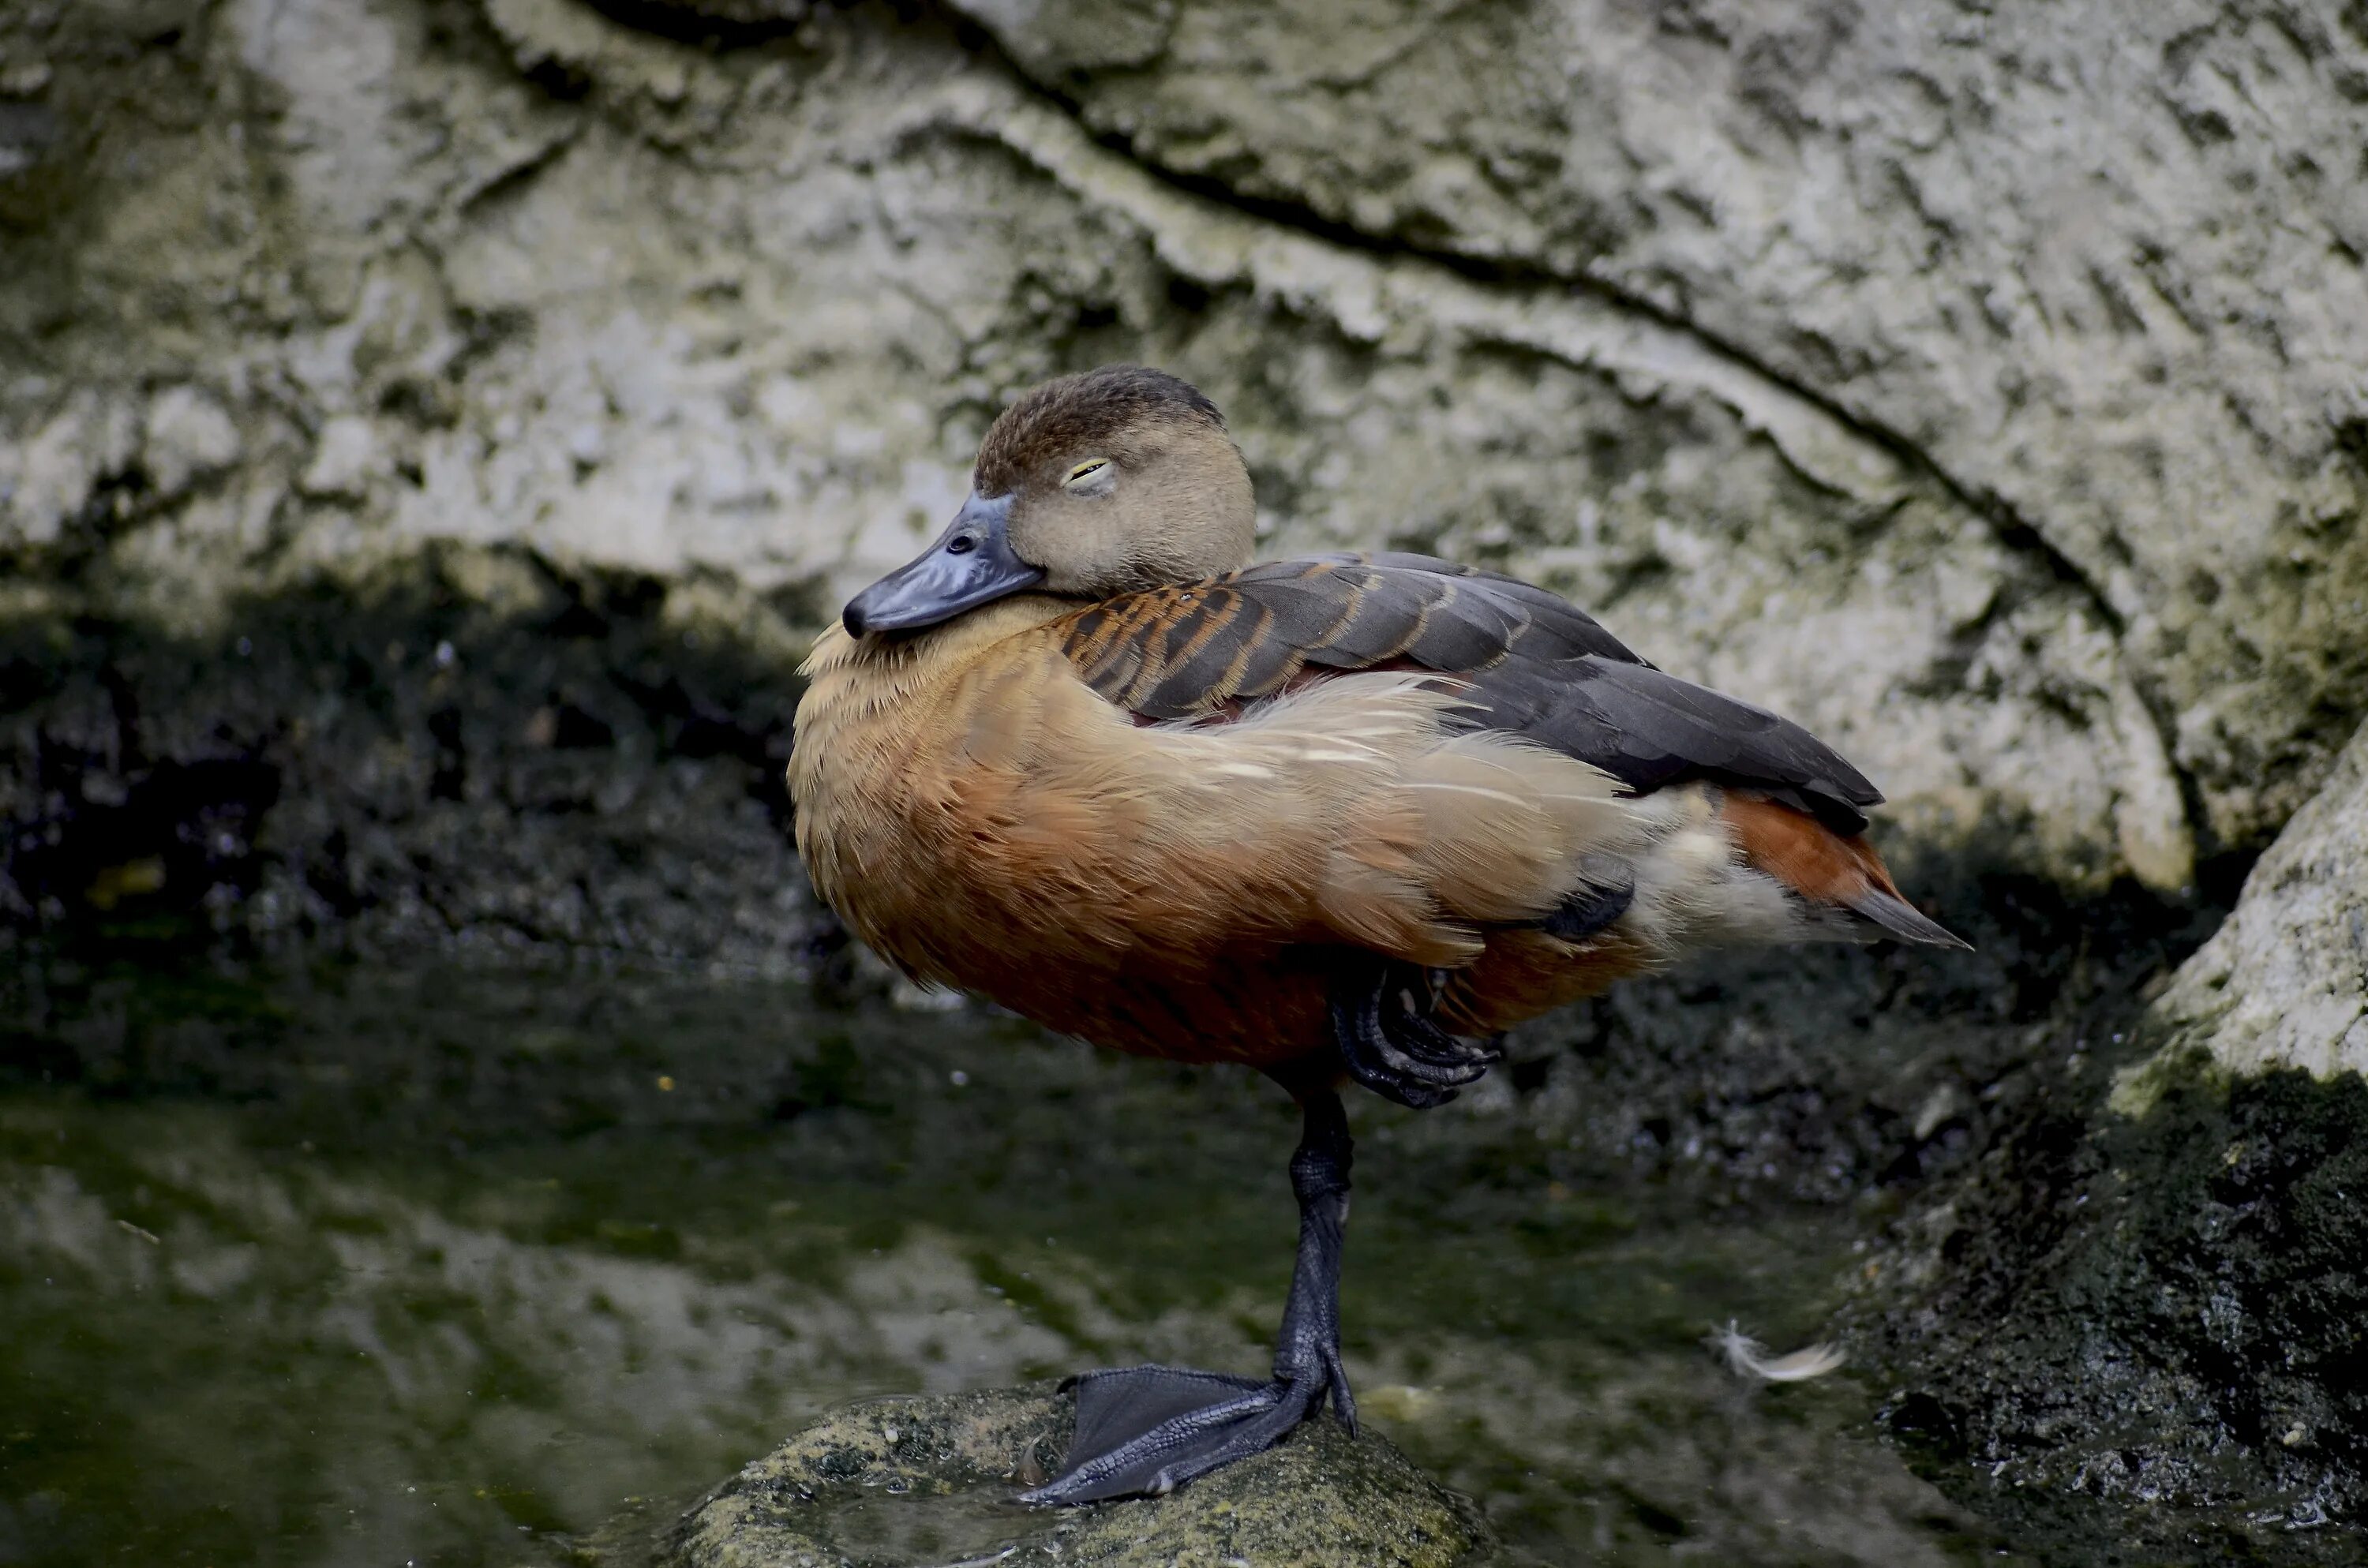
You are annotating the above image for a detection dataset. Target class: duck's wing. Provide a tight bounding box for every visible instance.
[1056,552,1882,833]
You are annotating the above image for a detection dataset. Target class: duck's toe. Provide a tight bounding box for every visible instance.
[1329,956,1500,1109]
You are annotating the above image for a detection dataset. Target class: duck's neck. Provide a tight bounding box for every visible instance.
[803,593,1077,699]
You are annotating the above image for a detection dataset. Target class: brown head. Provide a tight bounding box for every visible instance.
[842,366,1255,637]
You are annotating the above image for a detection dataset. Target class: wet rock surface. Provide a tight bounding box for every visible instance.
[665,1385,1486,1567]
[1864,720,2368,1564]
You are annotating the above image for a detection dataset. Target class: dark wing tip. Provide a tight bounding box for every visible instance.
[1557,657,1883,833]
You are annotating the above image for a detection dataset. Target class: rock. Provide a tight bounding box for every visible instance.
[667,1385,1487,1568]
[0,545,822,970]
[4,0,2360,891]
[579,0,811,39]
[1869,716,2368,1562]
[298,414,388,501]
[2,390,139,548]
[142,385,242,499]
[2119,717,2368,1097]
[0,97,62,179]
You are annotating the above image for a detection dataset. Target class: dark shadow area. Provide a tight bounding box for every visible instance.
[1868,1065,2368,1566]
[0,544,825,973]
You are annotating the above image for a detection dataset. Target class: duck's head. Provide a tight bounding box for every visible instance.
[842,365,1254,638]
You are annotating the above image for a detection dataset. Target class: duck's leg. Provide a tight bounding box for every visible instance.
[1017,1076,1357,1505]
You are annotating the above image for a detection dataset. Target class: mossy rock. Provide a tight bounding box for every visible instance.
[665,1384,1489,1568]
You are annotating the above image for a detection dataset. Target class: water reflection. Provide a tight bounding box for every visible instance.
[0,959,2020,1566]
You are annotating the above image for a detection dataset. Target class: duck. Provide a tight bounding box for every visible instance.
[788,364,1965,1505]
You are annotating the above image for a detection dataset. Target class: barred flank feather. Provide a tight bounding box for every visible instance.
[1057,553,1885,833]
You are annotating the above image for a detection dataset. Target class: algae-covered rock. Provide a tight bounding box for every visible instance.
[1871,717,2368,1562]
[0,544,822,969]
[668,1385,1487,1568]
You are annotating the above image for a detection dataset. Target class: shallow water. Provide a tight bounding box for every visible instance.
[0,956,2025,1567]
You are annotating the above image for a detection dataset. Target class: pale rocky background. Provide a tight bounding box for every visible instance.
[6,0,2368,1562]
[2125,714,2368,1095]
[6,0,2367,896]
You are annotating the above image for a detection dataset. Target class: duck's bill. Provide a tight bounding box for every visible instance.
[841,492,1046,637]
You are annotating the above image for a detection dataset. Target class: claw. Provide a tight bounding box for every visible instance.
[1330,957,1498,1107]
[1322,1341,1358,1435]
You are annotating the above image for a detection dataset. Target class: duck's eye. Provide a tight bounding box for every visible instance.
[1064,458,1111,489]
[946,534,977,555]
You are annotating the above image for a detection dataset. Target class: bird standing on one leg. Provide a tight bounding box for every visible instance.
[787,365,1966,1504]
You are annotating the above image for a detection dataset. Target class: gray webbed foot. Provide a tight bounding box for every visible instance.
[1017,1361,1346,1504]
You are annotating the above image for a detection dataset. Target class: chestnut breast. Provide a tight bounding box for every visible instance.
[788,597,1642,1065]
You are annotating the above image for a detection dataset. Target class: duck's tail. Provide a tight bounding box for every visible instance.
[1718,791,1971,949]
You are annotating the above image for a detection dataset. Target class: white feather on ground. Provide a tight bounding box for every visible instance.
[1707,1320,1847,1382]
